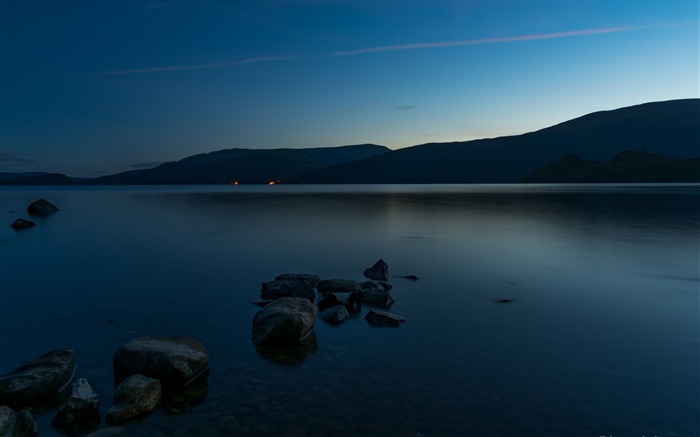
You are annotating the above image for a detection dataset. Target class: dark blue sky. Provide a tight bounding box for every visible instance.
[2,0,698,177]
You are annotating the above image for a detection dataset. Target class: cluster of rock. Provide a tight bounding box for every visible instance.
[251,259,409,361]
[10,199,59,230]
[0,337,209,436]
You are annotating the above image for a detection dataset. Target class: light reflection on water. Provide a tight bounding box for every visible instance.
[0,184,698,436]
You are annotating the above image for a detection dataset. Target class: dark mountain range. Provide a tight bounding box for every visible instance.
[0,173,75,185]
[0,172,52,181]
[2,99,698,185]
[88,144,390,184]
[294,99,699,183]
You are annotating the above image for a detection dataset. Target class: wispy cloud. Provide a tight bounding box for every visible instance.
[77,55,295,77]
[0,151,42,171]
[333,26,641,57]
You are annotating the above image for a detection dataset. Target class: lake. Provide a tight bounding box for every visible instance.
[1,184,698,436]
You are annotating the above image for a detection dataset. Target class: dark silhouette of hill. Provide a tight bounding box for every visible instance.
[0,173,74,185]
[522,151,700,183]
[295,99,700,183]
[87,144,390,184]
[0,172,51,181]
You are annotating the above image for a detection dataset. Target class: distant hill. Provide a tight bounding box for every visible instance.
[4,99,698,185]
[0,173,74,185]
[0,172,51,181]
[87,144,390,184]
[522,151,700,183]
[295,99,700,183]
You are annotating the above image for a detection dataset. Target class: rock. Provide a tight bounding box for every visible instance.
[404,275,419,280]
[0,405,38,437]
[316,293,340,311]
[359,280,395,307]
[316,279,361,294]
[260,276,316,301]
[363,259,389,281]
[360,289,395,308]
[51,378,100,430]
[319,305,350,324]
[26,199,59,216]
[113,337,209,388]
[360,280,392,292]
[274,274,322,286]
[0,349,76,409]
[496,298,514,304]
[252,297,318,346]
[364,309,406,327]
[105,374,161,425]
[10,219,36,230]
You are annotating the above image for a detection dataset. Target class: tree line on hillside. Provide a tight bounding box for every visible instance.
[521,150,700,183]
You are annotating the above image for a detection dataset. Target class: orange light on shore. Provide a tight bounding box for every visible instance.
[268,181,276,185]
[233,181,239,185]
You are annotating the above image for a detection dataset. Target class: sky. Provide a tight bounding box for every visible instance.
[1,0,698,177]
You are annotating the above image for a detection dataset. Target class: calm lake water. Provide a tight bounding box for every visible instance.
[1,184,698,436]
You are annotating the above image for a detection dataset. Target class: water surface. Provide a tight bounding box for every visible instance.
[1,184,698,436]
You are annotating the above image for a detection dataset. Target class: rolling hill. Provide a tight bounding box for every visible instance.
[294,99,699,183]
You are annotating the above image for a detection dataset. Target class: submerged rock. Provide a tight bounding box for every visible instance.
[319,305,350,324]
[105,374,161,425]
[252,297,318,346]
[51,378,100,431]
[10,219,36,230]
[0,349,76,409]
[113,337,209,388]
[0,405,38,437]
[363,259,389,281]
[364,310,406,327]
[26,199,59,216]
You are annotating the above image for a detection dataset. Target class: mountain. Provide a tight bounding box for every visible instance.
[0,172,52,181]
[294,99,700,183]
[88,144,390,184]
[0,173,74,185]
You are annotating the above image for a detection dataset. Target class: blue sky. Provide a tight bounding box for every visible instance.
[1,0,698,177]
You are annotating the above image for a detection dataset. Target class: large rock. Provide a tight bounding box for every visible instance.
[0,405,37,437]
[316,279,361,294]
[363,259,389,281]
[113,337,209,388]
[26,199,59,216]
[10,219,36,230]
[364,310,406,327]
[105,374,161,425]
[51,378,100,430]
[260,275,318,302]
[0,349,76,409]
[252,297,318,346]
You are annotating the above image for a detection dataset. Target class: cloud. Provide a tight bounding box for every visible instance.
[129,161,163,169]
[0,151,42,171]
[396,105,416,110]
[78,56,295,77]
[333,26,642,56]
